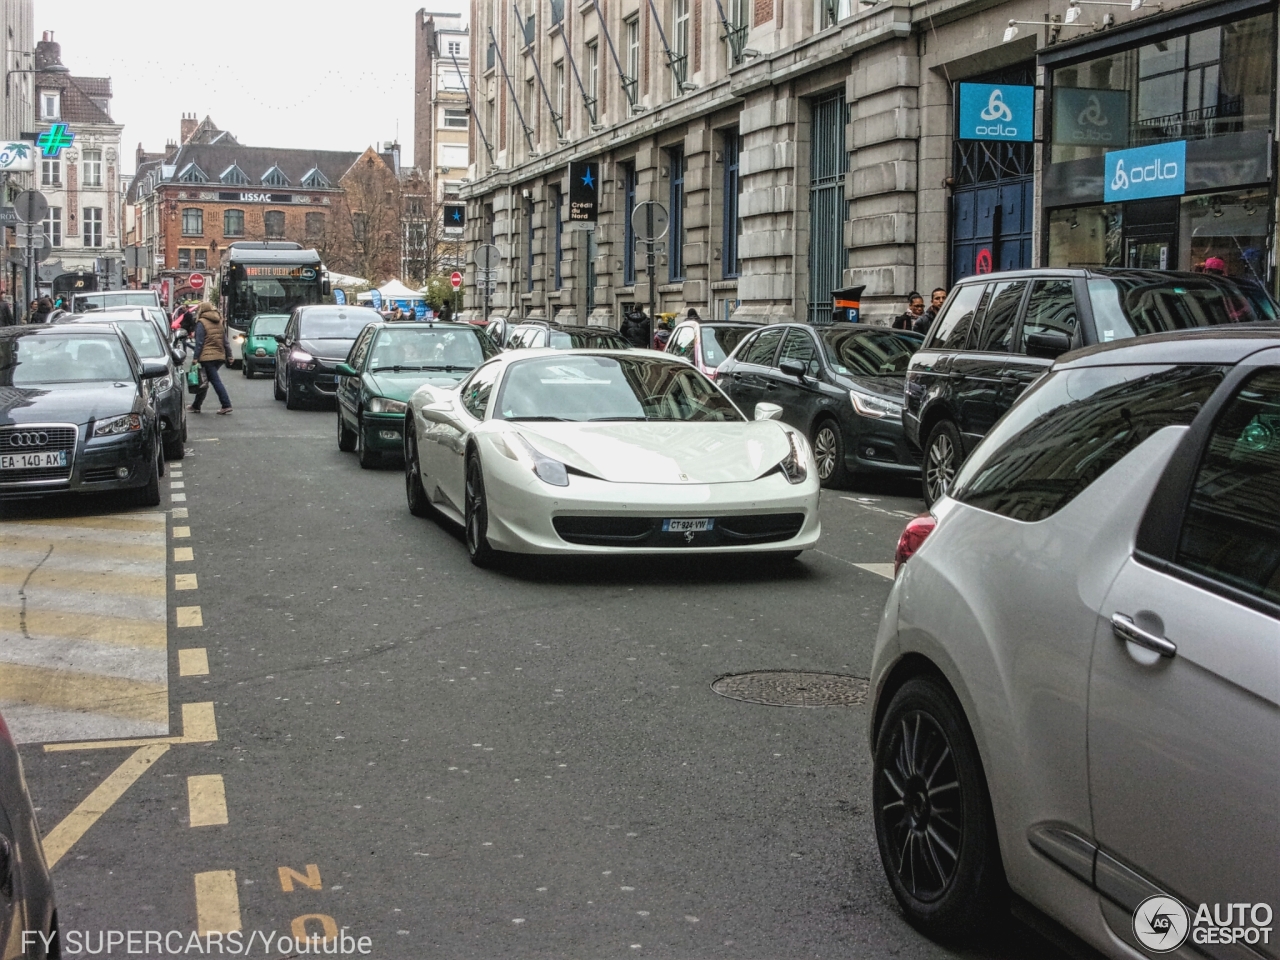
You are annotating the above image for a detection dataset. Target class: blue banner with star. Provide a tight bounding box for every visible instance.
[568,161,598,223]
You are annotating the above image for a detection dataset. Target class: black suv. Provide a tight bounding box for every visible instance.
[905,268,1278,505]
[716,323,925,486]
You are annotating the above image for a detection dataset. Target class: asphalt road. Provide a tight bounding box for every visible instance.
[15,370,1079,960]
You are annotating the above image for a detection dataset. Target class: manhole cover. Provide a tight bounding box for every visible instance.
[711,671,869,707]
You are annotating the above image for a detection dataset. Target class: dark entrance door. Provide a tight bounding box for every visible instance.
[808,93,847,325]
[951,64,1036,283]
[1123,198,1179,270]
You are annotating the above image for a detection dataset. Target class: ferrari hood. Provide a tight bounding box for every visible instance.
[509,421,794,484]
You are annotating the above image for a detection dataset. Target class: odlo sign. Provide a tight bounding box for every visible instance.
[1105,140,1186,202]
[958,83,1034,143]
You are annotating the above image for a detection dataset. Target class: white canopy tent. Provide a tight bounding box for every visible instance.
[327,271,368,287]
[357,279,426,305]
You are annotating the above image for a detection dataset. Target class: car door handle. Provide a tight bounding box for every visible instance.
[765,380,777,390]
[1111,614,1177,658]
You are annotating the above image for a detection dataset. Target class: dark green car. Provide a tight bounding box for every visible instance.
[241,313,289,379]
[336,322,497,467]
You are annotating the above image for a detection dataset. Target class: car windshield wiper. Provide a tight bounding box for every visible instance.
[505,416,571,421]
[588,416,649,421]
[370,364,425,372]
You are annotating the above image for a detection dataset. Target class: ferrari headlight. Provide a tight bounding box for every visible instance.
[849,388,903,420]
[778,429,809,485]
[501,432,569,487]
[368,396,408,415]
[93,413,143,437]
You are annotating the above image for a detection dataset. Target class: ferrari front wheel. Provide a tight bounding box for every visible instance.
[464,452,497,568]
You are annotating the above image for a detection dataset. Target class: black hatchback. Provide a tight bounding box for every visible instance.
[274,304,383,409]
[905,268,1278,506]
[716,323,924,486]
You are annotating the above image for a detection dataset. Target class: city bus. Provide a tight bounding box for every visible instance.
[220,242,329,330]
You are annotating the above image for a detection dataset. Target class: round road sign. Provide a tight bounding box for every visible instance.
[13,189,48,224]
[189,273,206,290]
[450,271,463,289]
[631,201,669,242]
[474,243,501,272]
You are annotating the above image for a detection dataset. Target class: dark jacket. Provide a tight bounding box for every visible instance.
[0,300,13,327]
[621,312,650,348]
[891,312,917,331]
[913,306,938,336]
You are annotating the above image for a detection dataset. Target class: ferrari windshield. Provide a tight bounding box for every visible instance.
[1,334,133,385]
[496,355,742,422]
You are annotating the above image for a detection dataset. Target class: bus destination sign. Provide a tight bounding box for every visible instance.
[243,266,318,279]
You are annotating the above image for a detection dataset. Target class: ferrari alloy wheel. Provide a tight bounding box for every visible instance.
[405,426,432,518]
[923,420,961,508]
[464,452,497,567]
[872,676,1005,941]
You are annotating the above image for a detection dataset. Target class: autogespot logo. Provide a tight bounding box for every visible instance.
[975,88,1017,137]
[1134,896,1190,952]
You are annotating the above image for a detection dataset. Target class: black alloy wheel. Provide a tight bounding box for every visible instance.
[242,361,253,379]
[405,424,433,518]
[464,452,497,567]
[812,419,849,488]
[356,414,378,469]
[131,442,162,507]
[273,369,286,401]
[162,429,185,462]
[285,373,301,410]
[922,420,962,508]
[872,676,1005,941]
[337,410,357,452]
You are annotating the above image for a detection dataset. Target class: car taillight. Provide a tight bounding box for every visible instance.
[894,514,937,575]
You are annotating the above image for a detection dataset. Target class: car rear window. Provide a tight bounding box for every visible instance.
[950,364,1226,522]
[701,326,754,367]
[1089,277,1273,342]
[819,328,922,376]
[300,308,379,339]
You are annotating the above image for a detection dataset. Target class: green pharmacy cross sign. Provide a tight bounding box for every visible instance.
[37,123,74,159]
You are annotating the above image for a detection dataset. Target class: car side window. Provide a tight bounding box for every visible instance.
[742,327,785,366]
[779,329,820,376]
[974,281,1026,352]
[669,325,695,357]
[349,329,374,368]
[1021,280,1079,347]
[1174,368,1280,605]
[928,284,986,350]
[461,363,501,419]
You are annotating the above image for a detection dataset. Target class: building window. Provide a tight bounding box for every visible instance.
[223,209,244,237]
[672,0,690,95]
[42,206,62,247]
[178,249,191,269]
[524,78,537,132]
[447,40,462,56]
[82,207,103,247]
[305,212,325,238]
[442,108,469,129]
[300,167,330,188]
[264,211,285,238]
[182,208,203,236]
[554,61,566,122]
[726,0,748,66]
[262,166,290,187]
[586,41,599,123]
[622,162,636,286]
[668,148,685,281]
[624,17,640,105]
[40,90,59,120]
[552,186,563,290]
[220,163,250,185]
[525,199,535,292]
[177,163,208,183]
[194,249,207,269]
[82,149,102,188]
[723,131,741,278]
[41,158,60,186]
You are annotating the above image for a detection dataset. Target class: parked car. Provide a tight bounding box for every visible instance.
[715,323,924,486]
[273,304,382,409]
[905,268,1279,505]
[62,309,187,461]
[504,321,632,351]
[241,313,289,379]
[336,321,498,467]
[403,349,820,565]
[872,327,1280,955]
[0,324,167,504]
[664,320,760,379]
[0,708,58,957]
[69,289,161,313]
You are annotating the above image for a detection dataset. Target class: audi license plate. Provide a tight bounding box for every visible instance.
[1,450,67,470]
[662,518,714,533]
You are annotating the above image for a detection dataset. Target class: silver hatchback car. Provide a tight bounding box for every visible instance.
[870,329,1279,958]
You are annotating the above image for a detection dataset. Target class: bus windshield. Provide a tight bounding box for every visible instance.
[234,277,318,323]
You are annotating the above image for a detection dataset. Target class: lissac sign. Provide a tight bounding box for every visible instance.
[1104,140,1187,202]
[958,83,1035,143]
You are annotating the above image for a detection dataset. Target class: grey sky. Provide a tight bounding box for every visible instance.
[41,0,466,176]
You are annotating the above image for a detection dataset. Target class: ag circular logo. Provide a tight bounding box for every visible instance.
[1134,895,1190,952]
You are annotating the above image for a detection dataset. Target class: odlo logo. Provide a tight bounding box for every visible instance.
[976,88,1017,138]
[1134,896,1190,953]
[1111,157,1180,192]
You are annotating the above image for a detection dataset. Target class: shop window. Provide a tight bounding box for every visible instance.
[1048,205,1123,269]
[1182,188,1271,283]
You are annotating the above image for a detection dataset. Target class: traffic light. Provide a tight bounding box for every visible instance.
[443,204,465,228]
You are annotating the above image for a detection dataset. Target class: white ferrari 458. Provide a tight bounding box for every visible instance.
[402,349,822,565]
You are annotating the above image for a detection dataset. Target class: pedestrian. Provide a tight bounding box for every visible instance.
[620,307,650,348]
[30,297,53,324]
[438,301,453,322]
[914,287,947,335]
[893,292,925,330]
[653,314,675,351]
[187,301,233,415]
[685,307,701,322]
[1203,256,1227,276]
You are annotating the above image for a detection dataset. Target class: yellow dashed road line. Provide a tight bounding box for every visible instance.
[194,870,242,935]
[188,775,229,827]
[178,648,209,677]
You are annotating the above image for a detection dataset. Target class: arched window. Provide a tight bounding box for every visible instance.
[223,209,245,237]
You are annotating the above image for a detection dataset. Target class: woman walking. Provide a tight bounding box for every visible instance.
[188,301,233,415]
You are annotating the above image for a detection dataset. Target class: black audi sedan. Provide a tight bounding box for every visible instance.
[716,323,924,487]
[0,324,167,505]
[905,268,1280,506]
[274,304,382,408]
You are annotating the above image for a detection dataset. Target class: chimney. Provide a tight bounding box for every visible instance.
[35,31,68,72]
[180,113,198,144]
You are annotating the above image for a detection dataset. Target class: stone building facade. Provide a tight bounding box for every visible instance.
[462,0,1279,327]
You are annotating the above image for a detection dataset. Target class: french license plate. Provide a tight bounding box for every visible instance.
[663,518,714,533]
[1,450,67,470]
